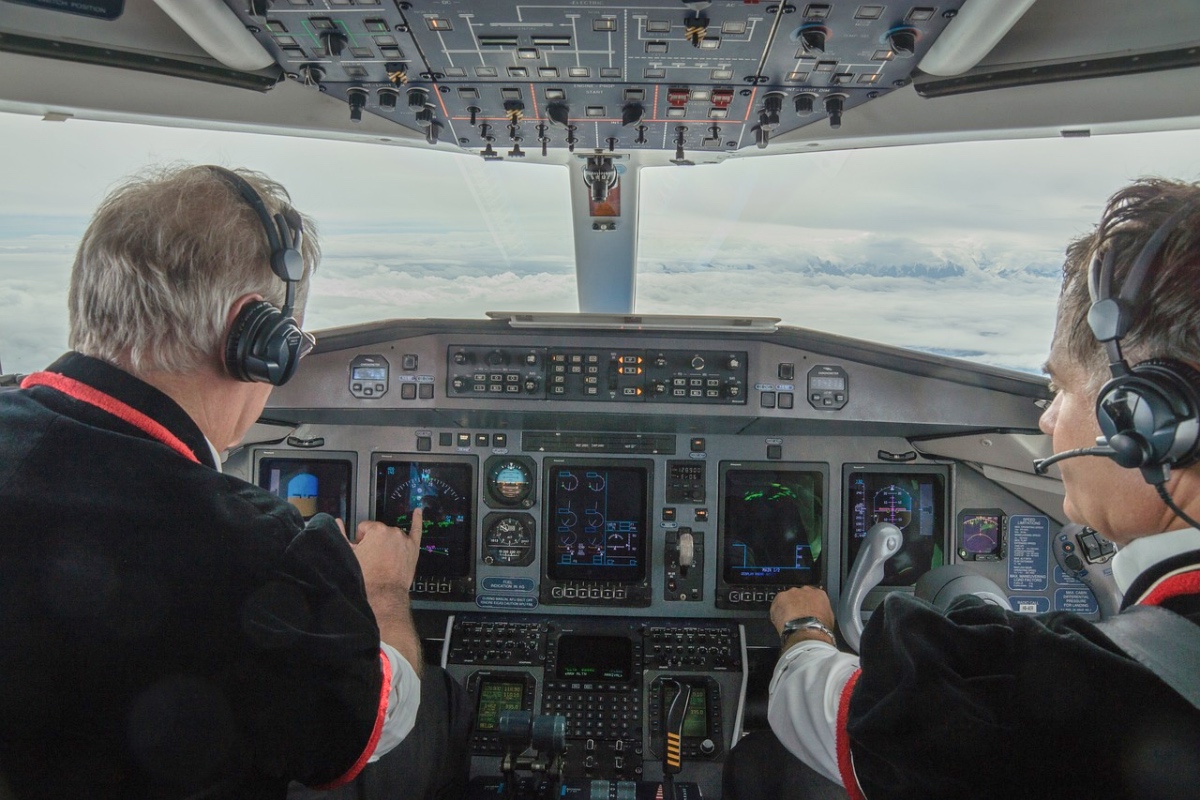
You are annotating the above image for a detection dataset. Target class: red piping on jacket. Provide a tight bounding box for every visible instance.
[21,371,200,464]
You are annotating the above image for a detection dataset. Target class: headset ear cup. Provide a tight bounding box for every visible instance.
[225,300,273,383]
[1095,359,1200,470]
[225,300,302,385]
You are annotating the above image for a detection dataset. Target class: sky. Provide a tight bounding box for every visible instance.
[3,109,1200,376]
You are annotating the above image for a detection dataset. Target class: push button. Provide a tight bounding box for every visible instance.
[761,391,776,408]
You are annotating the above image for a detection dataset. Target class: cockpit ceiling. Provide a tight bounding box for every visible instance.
[2,0,1200,160]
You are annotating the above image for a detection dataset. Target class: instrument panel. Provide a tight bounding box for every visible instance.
[231,317,1063,797]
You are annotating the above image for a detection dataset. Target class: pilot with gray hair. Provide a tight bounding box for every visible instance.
[0,164,467,799]
[726,178,1200,800]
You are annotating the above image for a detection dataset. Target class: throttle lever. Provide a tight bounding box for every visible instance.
[837,522,902,653]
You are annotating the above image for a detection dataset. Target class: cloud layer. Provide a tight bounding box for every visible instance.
[3,112,1200,377]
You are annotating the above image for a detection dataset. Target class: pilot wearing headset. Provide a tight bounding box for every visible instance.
[0,165,467,799]
[727,178,1200,800]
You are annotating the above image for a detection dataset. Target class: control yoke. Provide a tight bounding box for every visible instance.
[1051,523,1122,619]
[837,522,902,653]
[913,566,1008,612]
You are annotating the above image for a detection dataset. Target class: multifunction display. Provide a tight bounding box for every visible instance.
[541,458,653,606]
[717,462,827,609]
[547,463,646,582]
[258,455,354,522]
[844,465,949,587]
[374,457,477,598]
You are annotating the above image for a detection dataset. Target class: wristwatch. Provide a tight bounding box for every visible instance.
[779,616,836,645]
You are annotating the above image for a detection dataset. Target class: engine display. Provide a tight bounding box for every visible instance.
[545,461,649,584]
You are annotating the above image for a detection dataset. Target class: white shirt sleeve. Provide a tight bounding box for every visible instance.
[767,640,861,786]
[369,642,422,761]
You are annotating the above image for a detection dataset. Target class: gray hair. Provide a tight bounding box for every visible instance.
[68,164,321,375]
[1052,177,1200,392]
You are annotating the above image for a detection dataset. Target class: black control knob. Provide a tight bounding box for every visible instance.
[486,350,509,367]
[622,102,645,127]
[888,28,918,57]
[691,355,705,370]
[298,64,325,87]
[825,94,845,129]
[426,119,442,146]
[346,88,368,123]
[700,738,716,755]
[321,30,347,57]
[547,102,571,129]
[799,27,827,54]
[377,87,399,111]
[407,87,429,110]
[761,92,784,130]
[794,93,816,116]
[452,351,474,365]
[415,107,434,128]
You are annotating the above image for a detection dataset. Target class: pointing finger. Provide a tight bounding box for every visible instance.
[408,507,423,546]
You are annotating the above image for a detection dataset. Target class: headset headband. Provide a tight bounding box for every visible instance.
[206,166,304,316]
[1087,198,1200,373]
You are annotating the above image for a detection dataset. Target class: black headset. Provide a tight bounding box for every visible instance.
[208,166,308,386]
[1087,198,1200,485]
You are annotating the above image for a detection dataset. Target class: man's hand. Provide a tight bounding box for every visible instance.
[770,586,836,639]
[337,511,425,674]
[341,509,424,602]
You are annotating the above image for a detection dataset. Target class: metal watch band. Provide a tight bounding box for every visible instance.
[780,616,836,644]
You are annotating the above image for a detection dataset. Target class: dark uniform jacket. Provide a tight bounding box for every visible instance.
[846,549,1200,800]
[0,353,386,799]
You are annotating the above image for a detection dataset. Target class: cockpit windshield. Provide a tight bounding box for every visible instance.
[3,110,1200,375]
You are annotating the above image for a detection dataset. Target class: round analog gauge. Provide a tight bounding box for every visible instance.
[484,514,535,566]
[486,457,535,507]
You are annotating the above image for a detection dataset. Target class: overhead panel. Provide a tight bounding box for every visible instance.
[226,0,966,157]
